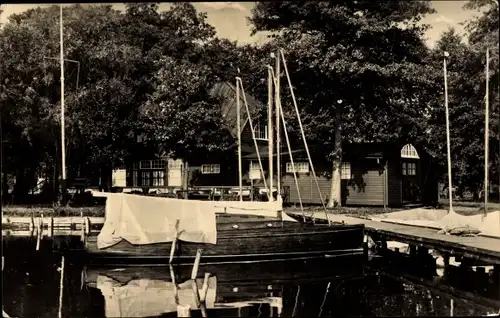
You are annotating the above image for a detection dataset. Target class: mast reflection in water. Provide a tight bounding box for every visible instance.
[2,236,499,317]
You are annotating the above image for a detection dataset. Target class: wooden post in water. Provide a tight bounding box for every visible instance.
[48,217,54,238]
[36,215,43,251]
[80,212,85,243]
[190,249,207,317]
[200,272,210,302]
[169,219,180,264]
[85,217,90,235]
[29,217,34,232]
[191,249,202,280]
[177,305,191,317]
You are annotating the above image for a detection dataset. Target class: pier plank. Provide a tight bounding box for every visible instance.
[289,212,500,264]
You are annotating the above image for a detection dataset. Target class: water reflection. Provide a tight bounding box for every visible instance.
[2,236,499,317]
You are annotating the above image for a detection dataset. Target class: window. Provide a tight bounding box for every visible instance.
[152,170,165,186]
[141,171,151,186]
[402,162,416,176]
[140,159,166,169]
[286,162,309,173]
[249,162,261,180]
[253,121,268,140]
[201,164,221,174]
[168,159,183,169]
[401,144,420,159]
[341,162,351,180]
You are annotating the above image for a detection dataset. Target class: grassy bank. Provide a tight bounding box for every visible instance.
[2,205,105,217]
[2,199,498,218]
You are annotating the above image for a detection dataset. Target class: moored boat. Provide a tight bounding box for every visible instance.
[76,192,364,266]
[72,50,366,267]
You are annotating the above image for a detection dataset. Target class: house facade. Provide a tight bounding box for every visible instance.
[111,81,268,193]
[110,82,438,207]
[276,142,438,207]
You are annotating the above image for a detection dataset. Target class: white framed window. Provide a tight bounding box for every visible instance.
[168,159,183,169]
[141,171,151,186]
[341,162,351,180]
[249,162,261,180]
[401,144,420,159]
[402,162,416,176]
[140,159,166,169]
[253,121,268,140]
[201,164,221,174]
[286,162,309,173]
[152,170,165,186]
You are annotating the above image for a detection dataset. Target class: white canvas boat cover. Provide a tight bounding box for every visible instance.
[96,275,217,317]
[371,208,500,238]
[96,193,217,249]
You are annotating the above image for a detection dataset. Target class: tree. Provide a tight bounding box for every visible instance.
[249,1,436,206]
[423,0,499,198]
[0,3,254,202]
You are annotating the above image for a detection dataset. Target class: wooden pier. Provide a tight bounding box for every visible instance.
[2,216,104,237]
[289,212,500,267]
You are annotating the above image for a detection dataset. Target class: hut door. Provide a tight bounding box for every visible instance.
[167,159,183,187]
[400,144,421,204]
[401,161,420,203]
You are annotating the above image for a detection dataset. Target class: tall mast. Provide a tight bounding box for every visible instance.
[275,49,281,198]
[268,66,274,201]
[443,51,453,213]
[236,78,243,201]
[60,4,67,203]
[484,48,489,215]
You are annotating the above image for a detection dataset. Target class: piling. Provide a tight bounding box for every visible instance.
[191,249,202,280]
[190,249,207,317]
[58,256,65,318]
[200,273,211,302]
[169,220,180,264]
[48,217,54,238]
[177,305,191,317]
[85,217,90,235]
[80,212,85,243]
[35,216,42,251]
[169,265,180,306]
[29,217,34,231]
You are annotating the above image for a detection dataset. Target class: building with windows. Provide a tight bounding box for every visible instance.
[272,142,438,207]
[111,81,438,207]
[111,81,266,192]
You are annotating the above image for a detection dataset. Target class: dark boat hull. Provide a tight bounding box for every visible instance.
[76,215,365,266]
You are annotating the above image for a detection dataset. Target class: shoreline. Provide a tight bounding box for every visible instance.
[1,201,495,218]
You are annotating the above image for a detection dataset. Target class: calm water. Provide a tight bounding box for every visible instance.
[2,236,499,317]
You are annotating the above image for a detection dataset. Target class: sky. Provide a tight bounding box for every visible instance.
[0,1,481,48]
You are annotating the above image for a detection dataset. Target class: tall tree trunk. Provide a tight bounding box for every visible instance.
[53,140,60,203]
[13,167,29,204]
[328,113,342,208]
[2,170,9,204]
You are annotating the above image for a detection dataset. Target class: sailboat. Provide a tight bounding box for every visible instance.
[72,47,365,265]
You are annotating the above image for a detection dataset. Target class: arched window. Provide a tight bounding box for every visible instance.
[401,144,420,159]
[253,121,268,140]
